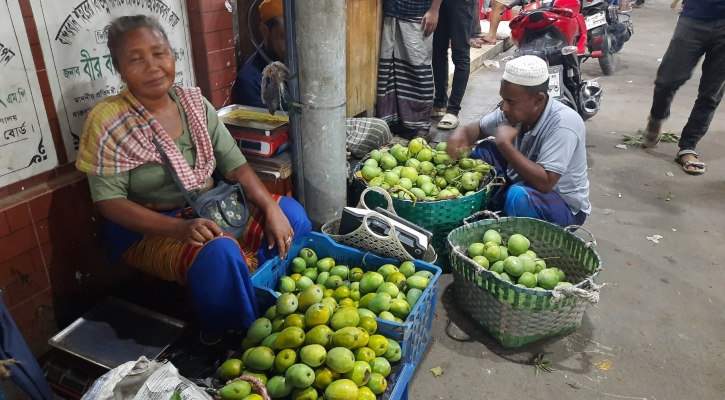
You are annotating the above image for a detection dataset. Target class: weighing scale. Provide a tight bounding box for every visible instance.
[43,297,186,398]
[231,129,290,157]
[217,105,291,157]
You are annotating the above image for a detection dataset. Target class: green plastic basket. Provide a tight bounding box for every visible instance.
[353,164,499,272]
[447,212,603,347]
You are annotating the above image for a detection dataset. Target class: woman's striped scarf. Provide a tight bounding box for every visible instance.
[76,86,215,191]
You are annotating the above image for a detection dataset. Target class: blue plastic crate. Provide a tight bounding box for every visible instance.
[254,287,413,400]
[386,362,413,400]
[252,232,441,370]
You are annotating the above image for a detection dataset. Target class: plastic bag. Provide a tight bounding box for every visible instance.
[81,357,212,400]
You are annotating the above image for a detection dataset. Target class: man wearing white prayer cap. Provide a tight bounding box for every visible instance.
[445,55,591,227]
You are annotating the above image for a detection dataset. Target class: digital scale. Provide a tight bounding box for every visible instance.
[338,207,432,259]
[230,128,290,157]
[217,105,291,157]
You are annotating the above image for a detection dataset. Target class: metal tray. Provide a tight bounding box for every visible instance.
[48,297,186,370]
[217,104,289,134]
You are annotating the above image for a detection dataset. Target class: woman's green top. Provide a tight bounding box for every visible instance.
[88,91,246,205]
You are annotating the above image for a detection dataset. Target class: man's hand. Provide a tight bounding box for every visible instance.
[494,124,520,147]
[445,121,485,158]
[421,9,439,37]
[446,132,472,159]
[176,219,223,247]
[263,205,295,259]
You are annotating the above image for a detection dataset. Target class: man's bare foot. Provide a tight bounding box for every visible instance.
[642,120,663,148]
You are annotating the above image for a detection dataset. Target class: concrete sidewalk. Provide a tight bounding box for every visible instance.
[410,3,725,400]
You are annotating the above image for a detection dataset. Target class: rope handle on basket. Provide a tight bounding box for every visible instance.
[358,186,396,213]
[550,277,606,305]
[214,375,271,400]
[463,210,501,226]
[563,225,597,248]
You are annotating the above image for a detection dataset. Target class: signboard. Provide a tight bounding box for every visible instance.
[30,0,195,161]
[0,0,58,187]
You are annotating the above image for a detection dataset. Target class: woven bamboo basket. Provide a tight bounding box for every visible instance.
[352,163,501,271]
[447,212,604,347]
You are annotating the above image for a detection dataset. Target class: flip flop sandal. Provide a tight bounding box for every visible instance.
[472,38,497,46]
[675,150,707,175]
[470,39,483,48]
[437,113,460,130]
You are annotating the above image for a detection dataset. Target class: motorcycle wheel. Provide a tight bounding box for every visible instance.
[598,35,615,75]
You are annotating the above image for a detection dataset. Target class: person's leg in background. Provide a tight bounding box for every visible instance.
[643,17,707,148]
[432,3,452,120]
[675,18,725,173]
[481,0,505,44]
[440,0,476,127]
[471,0,483,47]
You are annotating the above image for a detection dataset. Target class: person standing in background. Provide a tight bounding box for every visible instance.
[478,0,513,45]
[471,0,484,48]
[640,0,725,175]
[432,0,477,130]
[377,0,442,139]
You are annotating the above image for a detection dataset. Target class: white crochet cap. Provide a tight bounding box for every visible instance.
[502,55,549,86]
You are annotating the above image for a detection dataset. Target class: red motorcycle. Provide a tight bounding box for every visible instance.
[503,0,602,120]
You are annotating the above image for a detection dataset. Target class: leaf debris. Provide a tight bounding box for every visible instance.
[532,354,556,375]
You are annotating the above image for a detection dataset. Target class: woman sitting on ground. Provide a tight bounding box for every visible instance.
[75,15,311,344]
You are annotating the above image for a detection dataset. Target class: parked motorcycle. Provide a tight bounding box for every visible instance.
[580,0,634,75]
[503,0,602,120]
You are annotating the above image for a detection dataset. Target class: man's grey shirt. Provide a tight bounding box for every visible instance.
[479,97,592,215]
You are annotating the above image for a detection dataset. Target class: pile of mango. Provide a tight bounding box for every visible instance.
[358,139,492,201]
[215,248,433,400]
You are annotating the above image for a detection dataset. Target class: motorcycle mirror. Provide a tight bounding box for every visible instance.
[561,46,578,55]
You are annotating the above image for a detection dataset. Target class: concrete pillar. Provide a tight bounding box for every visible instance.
[294,0,347,228]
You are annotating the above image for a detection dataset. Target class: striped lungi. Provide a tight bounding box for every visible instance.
[376,17,434,132]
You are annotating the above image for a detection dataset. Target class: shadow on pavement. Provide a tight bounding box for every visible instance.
[436,279,597,375]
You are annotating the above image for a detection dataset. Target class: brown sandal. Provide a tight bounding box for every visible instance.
[675,150,707,175]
